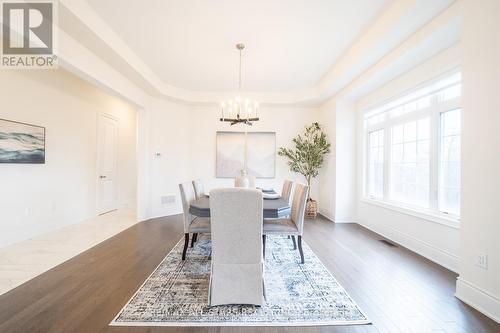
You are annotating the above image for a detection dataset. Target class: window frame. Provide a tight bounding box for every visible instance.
[363,73,461,225]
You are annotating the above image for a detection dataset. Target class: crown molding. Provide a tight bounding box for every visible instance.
[58,0,460,107]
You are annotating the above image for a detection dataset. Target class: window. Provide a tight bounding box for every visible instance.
[439,109,461,215]
[364,72,461,221]
[367,129,384,198]
[390,118,430,208]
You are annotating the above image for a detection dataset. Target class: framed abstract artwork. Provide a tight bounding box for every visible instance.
[0,118,46,164]
[216,132,246,178]
[216,131,275,178]
[246,132,276,178]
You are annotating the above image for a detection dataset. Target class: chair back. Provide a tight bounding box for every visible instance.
[291,183,309,235]
[192,179,205,199]
[179,181,196,233]
[209,188,264,305]
[281,180,294,203]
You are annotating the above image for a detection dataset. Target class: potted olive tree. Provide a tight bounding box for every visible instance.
[278,122,331,218]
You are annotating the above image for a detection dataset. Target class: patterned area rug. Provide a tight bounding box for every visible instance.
[111,234,369,327]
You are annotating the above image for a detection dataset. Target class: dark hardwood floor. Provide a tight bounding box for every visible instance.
[0,215,498,333]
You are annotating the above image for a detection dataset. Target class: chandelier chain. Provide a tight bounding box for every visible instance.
[239,47,242,92]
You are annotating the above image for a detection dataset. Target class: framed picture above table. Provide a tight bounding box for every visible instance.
[216,131,275,178]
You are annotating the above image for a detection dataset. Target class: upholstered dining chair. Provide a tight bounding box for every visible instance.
[281,180,294,242]
[209,188,265,306]
[263,183,309,264]
[281,180,294,204]
[179,181,211,260]
[192,179,205,199]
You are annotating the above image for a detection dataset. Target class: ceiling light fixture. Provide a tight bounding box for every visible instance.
[220,43,259,126]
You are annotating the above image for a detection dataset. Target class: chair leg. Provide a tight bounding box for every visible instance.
[291,235,297,250]
[191,233,198,247]
[262,235,266,259]
[182,233,189,260]
[298,236,304,264]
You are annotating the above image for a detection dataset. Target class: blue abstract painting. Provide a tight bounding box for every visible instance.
[0,119,45,164]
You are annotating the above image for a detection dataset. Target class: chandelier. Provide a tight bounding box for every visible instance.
[220,43,259,126]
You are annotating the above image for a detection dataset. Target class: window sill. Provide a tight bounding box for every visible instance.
[361,198,460,229]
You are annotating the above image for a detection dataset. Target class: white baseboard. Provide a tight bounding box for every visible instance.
[334,211,357,223]
[358,220,459,273]
[119,199,136,210]
[456,278,500,324]
[334,218,357,223]
[317,210,356,223]
[149,208,183,220]
[317,210,335,222]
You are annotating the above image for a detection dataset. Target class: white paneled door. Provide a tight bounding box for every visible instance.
[97,114,118,215]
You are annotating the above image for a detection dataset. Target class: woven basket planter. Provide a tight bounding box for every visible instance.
[305,200,318,219]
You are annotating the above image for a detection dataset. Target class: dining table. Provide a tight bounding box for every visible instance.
[189,190,291,219]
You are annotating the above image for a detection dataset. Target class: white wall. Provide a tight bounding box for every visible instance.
[316,98,357,223]
[316,98,337,220]
[141,103,328,221]
[141,104,328,221]
[0,69,137,248]
[145,99,190,218]
[353,45,461,273]
[334,100,357,222]
[187,106,320,200]
[455,0,500,323]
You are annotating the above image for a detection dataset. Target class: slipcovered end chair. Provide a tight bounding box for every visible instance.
[209,188,265,306]
[192,179,206,199]
[263,183,309,264]
[179,181,211,260]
